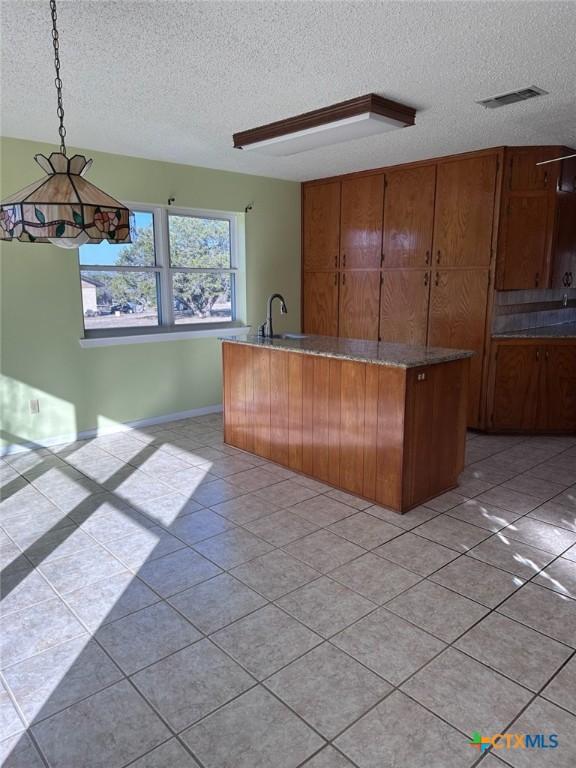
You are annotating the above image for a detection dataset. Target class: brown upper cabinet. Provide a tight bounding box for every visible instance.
[303,181,341,271]
[340,175,385,269]
[497,146,576,290]
[432,154,498,268]
[507,147,561,191]
[382,165,436,268]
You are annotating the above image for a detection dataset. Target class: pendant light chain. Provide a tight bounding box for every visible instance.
[50,0,67,156]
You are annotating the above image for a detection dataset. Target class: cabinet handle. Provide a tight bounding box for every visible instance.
[544,171,548,187]
[545,349,549,361]
[343,253,347,268]
[425,250,430,265]
[436,250,441,265]
[535,272,540,287]
[435,272,440,287]
[334,254,338,268]
[536,349,540,361]
[380,252,385,267]
[424,272,429,286]
[342,273,346,285]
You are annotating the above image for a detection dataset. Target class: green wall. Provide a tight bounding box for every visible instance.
[0,137,301,449]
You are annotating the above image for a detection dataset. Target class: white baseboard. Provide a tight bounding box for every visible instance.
[1,404,223,456]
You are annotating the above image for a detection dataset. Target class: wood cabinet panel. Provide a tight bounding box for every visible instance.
[499,195,550,289]
[428,269,489,427]
[559,154,576,193]
[374,365,405,510]
[545,346,576,432]
[303,271,339,336]
[491,345,540,431]
[303,182,341,271]
[340,175,384,269]
[311,356,331,482]
[379,270,430,345]
[339,361,366,495]
[508,147,560,191]
[269,350,289,466]
[223,342,469,511]
[328,359,342,488]
[433,155,497,267]
[403,360,468,507]
[551,194,576,289]
[288,353,304,471]
[252,347,271,459]
[382,165,436,268]
[362,365,379,500]
[338,271,380,340]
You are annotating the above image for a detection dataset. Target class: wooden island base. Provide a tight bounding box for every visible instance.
[223,340,470,513]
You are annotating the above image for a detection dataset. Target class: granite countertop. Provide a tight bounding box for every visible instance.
[493,322,576,339]
[220,334,474,369]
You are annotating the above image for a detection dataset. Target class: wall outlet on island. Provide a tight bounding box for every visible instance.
[29,399,40,415]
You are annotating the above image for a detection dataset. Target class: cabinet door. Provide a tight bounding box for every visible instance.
[551,194,576,289]
[338,271,380,340]
[559,154,576,193]
[491,345,540,430]
[302,271,339,336]
[340,175,384,269]
[303,182,341,271]
[508,147,561,191]
[382,165,436,268]
[545,345,576,432]
[428,269,489,427]
[379,269,430,345]
[499,195,550,289]
[433,155,498,267]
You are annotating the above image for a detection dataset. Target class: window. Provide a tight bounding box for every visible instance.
[79,205,241,335]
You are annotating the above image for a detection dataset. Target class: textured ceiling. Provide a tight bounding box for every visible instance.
[1,0,575,182]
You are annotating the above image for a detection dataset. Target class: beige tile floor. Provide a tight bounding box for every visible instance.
[1,414,576,768]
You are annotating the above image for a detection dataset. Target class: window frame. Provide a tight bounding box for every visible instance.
[78,202,243,339]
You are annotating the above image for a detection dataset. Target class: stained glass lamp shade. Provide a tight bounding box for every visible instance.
[0,152,131,248]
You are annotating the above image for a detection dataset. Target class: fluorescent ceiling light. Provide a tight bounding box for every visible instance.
[233,93,416,156]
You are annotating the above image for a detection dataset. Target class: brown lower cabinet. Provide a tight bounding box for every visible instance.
[490,340,576,432]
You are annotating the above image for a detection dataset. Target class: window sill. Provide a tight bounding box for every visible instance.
[79,325,251,348]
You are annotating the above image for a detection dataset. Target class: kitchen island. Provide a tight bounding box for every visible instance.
[222,335,473,513]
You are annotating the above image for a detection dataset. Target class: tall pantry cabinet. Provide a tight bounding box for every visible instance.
[302,148,501,428]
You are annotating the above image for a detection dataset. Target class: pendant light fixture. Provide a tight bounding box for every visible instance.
[0,0,131,249]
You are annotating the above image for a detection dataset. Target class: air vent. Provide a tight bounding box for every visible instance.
[477,86,548,109]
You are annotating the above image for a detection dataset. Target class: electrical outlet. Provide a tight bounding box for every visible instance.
[29,399,40,415]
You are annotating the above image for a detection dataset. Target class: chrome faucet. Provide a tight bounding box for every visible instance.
[258,293,288,338]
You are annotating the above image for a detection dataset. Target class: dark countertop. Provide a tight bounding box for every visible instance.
[220,334,474,369]
[493,322,576,339]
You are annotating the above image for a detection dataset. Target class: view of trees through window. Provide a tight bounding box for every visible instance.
[79,210,235,331]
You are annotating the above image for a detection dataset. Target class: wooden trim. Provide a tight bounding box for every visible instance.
[233,94,415,149]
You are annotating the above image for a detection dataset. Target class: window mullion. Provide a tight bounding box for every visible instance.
[155,207,174,327]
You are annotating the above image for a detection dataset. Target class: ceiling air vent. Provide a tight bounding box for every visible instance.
[477,86,548,109]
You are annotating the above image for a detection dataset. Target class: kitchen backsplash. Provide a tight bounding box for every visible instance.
[493,288,576,333]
